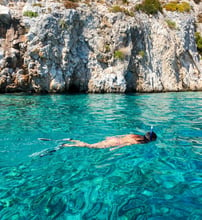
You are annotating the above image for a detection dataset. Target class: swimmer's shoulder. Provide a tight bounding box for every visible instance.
[128,134,142,139]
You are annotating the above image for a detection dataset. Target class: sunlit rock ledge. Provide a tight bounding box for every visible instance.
[0,0,201,93]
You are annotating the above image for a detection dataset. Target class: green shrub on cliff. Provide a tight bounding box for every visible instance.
[23,11,38,18]
[135,0,162,15]
[138,50,145,58]
[165,19,176,29]
[164,1,191,13]
[114,50,125,60]
[195,32,202,56]
[110,5,124,13]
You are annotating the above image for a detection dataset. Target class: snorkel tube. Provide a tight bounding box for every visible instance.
[150,126,153,141]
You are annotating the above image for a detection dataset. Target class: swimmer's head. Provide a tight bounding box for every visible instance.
[144,131,157,142]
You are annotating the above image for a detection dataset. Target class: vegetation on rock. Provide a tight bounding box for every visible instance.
[110,5,134,16]
[195,32,202,56]
[193,0,200,4]
[32,3,43,7]
[165,19,177,29]
[164,1,191,13]
[63,0,79,9]
[135,0,162,15]
[23,11,38,18]
[138,50,145,58]
[114,50,125,60]
[197,13,202,23]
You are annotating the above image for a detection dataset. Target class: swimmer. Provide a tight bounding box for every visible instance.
[62,130,157,151]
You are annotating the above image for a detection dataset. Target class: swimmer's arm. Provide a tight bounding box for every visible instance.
[109,143,131,151]
[62,139,91,148]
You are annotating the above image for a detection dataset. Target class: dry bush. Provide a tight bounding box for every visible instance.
[63,0,79,9]
[197,13,202,23]
[193,0,200,4]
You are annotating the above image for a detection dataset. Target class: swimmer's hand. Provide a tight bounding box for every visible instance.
[38,138,72,142]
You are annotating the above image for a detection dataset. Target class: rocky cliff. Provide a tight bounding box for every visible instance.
[0,0,201,93]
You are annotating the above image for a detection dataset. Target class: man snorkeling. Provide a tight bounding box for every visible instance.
[62,130,157,151]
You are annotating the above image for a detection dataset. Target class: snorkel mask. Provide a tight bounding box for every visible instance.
[144,126,157,142]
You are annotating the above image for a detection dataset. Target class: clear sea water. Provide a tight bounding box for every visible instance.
[0,92,201,219]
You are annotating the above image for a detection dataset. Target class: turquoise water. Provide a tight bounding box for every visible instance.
[0,92,201,219]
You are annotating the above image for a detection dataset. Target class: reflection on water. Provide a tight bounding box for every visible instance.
[0,92,202,219]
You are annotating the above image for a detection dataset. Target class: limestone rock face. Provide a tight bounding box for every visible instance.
[0,0,201,93]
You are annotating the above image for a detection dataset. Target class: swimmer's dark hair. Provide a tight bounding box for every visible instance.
[144,131,157,142]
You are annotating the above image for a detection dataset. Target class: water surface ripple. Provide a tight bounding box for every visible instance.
[0,92,201,219]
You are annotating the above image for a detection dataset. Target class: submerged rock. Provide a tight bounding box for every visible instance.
[0,0,201,93]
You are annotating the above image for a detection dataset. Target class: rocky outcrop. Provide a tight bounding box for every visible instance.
[0,0,201,93]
